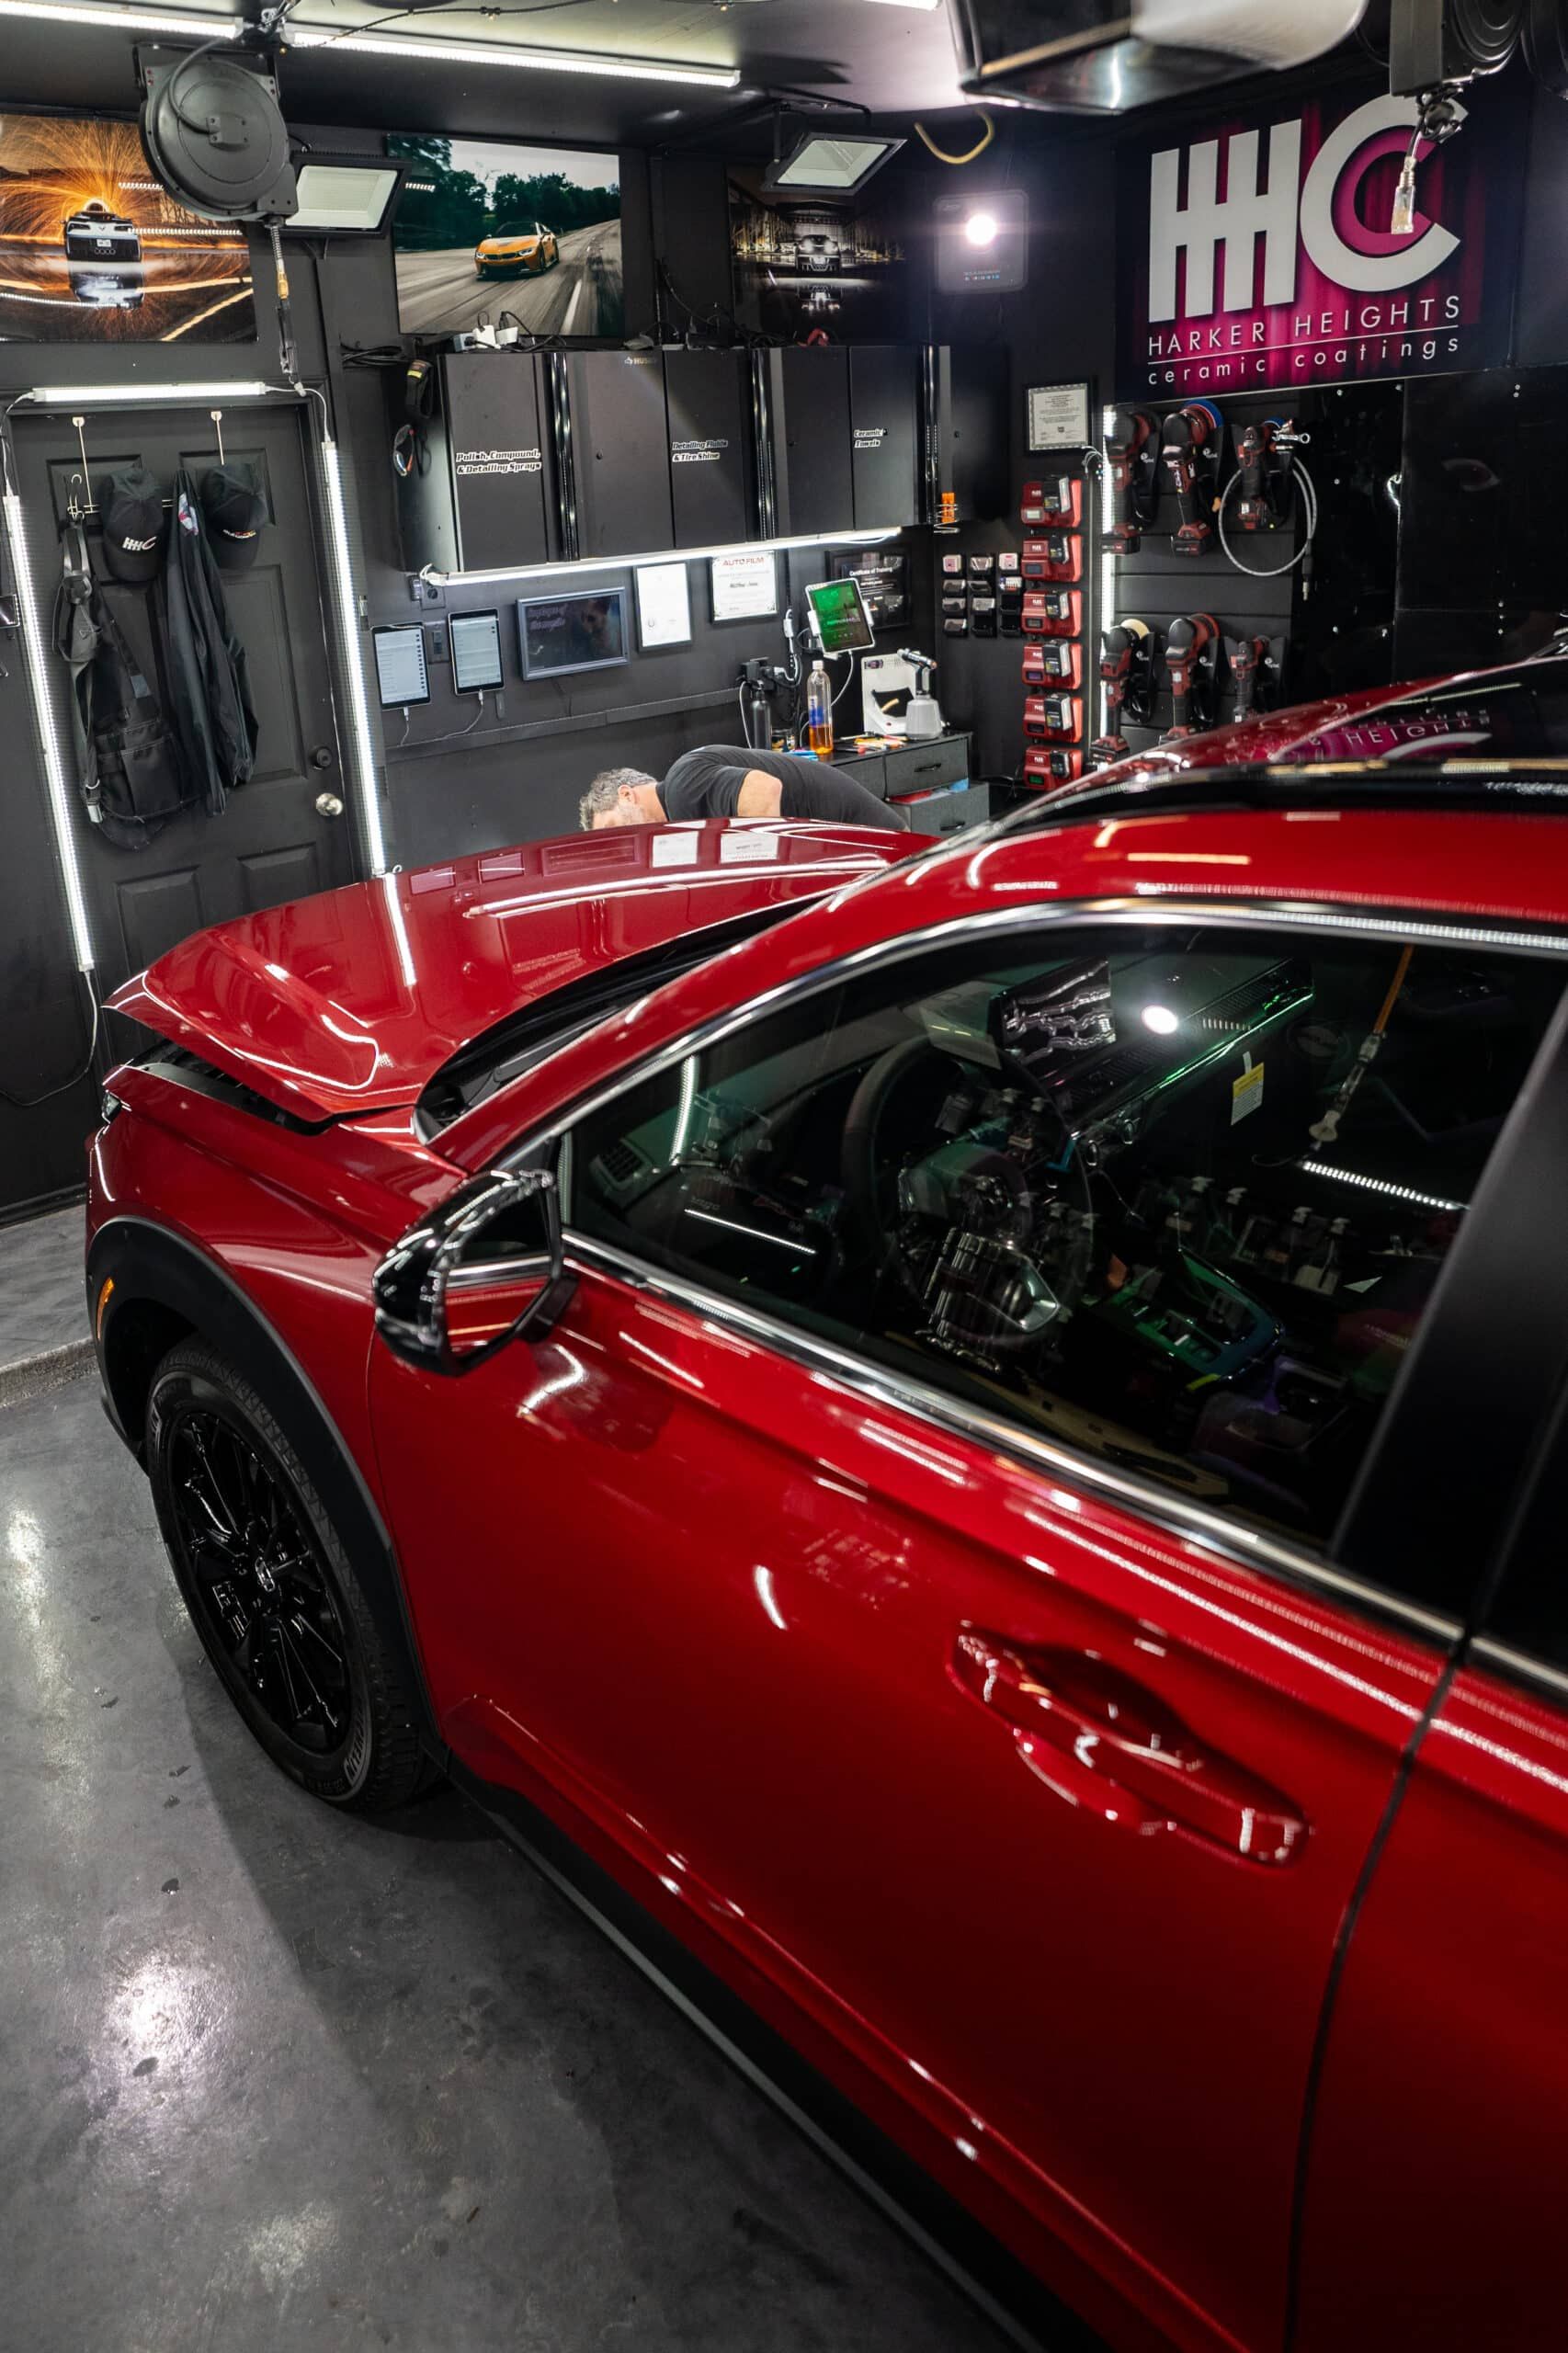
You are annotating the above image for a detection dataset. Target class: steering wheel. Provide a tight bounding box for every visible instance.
[839,1040,966,1275]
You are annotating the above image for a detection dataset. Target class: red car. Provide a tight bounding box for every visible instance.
[86,781,1568,2353]
[1087,643,1568,787]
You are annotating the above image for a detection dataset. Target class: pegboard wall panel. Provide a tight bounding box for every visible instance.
[1098,383,1403,758]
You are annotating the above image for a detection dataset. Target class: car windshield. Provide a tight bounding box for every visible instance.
[415,899,805,1137]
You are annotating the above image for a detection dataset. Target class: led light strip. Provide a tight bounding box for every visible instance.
[288,25,740,84]
[1099,402,1117,743]
[317,434,389,877]
[0,0,238,28]
[23,381,281,406]
[1295,1160,1465,1215]
[2,482,97,972]
[421,525,901,592]
[0,0,741,82]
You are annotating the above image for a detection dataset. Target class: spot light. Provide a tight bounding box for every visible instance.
[963,209,1000,246]
[1142,1004,1180,1035]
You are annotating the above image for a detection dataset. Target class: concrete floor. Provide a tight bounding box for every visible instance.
[0,1367,1013,2353]
[0,1200,88,1385]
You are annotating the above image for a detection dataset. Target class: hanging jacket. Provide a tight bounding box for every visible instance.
[160,468,257,815]
[53,515,191,853]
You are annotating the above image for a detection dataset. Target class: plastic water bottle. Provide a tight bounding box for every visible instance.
[806,660,834,757]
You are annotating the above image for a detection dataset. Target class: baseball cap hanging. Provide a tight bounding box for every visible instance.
[97,465,166,585]
[199,465,267,570]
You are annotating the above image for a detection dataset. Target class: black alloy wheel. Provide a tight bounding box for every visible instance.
[146,1340,429,1811]
[169,1406,351,1757]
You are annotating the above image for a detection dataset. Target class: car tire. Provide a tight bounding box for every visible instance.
[146,1338,431,1813]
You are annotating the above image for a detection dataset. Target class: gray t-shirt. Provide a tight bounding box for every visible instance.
[661,745,902,826]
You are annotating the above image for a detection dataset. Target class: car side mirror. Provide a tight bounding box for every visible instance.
[372,1164,576,1375]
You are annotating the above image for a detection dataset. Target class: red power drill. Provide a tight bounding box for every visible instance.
[1161,613,1221,739]
[1090,618,1154,767]
[1227,633,1271,722]
[1104,408,1160,554]
[1161,402,1224,555]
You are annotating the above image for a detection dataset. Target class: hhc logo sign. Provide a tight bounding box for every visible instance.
[1148,96,1461,321]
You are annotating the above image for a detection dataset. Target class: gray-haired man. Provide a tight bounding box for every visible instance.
[580,742,901,831]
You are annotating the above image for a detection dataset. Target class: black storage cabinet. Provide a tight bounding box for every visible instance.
[848,346,922,529]
[665,347,753,550]
[565,349,676,559]
[394,349,561,574]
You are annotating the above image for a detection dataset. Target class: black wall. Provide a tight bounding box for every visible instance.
[6,69,1568,1217]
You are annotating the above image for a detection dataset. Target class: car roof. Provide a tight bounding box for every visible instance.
[435,794,1568,1170]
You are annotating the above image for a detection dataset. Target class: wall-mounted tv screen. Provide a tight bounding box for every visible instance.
[0,112,254,344]
[388,134,621,339]
[517,586,630,680]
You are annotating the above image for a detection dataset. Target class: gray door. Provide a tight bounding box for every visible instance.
[15,398,358,990]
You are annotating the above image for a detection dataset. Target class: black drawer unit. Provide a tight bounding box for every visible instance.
[848,347,922,530]
[565,349,676,558]
[665,348,753,550]
[900,780,991,836]
[884,735,971,796]
[393,349,561,575]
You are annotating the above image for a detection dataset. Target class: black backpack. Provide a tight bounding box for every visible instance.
[54,516,192,852]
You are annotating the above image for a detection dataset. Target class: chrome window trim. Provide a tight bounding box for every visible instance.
[497,890,1566,1651]
[1466,1635,1568,1713]
[562,1228,1462,1651]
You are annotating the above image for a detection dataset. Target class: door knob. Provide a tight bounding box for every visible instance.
[315,790,345,819]
[311,745,335,770]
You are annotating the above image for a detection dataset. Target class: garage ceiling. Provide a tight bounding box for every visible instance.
[0,0,971,146]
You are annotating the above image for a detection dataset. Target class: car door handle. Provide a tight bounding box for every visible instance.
[951,1629,1307,1866]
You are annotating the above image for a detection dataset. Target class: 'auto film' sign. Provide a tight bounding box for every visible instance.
[1116,85,1522,399]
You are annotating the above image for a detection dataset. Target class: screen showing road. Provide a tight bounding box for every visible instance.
[389,135,622,339]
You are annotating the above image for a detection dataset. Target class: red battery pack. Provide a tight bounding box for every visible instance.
[1021,533,1083,584]
[1020,476,1084,529]
[1021,588,1082,640]
[1024,691,1083,742]
[1023,746,1085,790]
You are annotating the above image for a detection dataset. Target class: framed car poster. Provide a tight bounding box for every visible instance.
[0,112,256,343]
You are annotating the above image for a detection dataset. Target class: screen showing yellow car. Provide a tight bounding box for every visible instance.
[388,135,621,338]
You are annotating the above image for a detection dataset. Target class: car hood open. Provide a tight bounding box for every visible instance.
[106,822,916,1124]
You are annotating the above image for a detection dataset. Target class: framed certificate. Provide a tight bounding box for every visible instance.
[709,548,778,624]
[634,561,692,650]
[1028,381,1091,450]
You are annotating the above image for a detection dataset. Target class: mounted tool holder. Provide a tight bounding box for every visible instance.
[1091,617,1157,766]
[1161,612,1221,738]
[1161,402,1224,556]
[1104,408,1160,554]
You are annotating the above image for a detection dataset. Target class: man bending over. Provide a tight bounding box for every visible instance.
[580,742,903,830]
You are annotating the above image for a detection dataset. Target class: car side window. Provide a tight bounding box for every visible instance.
[564,923,1562,1565]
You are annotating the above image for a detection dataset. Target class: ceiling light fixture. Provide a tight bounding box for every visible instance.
[286,157,404,237]
[287,26,742,87]
[762,131,904,195]
[419,525,901,592]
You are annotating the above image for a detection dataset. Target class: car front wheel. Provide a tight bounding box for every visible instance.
[146,1339,429,1812]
